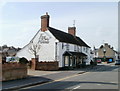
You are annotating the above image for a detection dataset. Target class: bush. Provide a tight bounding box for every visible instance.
[19,57,29,64]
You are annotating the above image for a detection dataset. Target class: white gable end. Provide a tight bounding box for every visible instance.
[16,30,58,62]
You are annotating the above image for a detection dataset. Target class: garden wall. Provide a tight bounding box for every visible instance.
[1,63,27,81]
[31,58,59,71]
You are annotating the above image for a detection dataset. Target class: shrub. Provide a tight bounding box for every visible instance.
[19,57,29,64]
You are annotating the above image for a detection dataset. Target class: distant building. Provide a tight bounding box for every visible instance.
[0,45,21,63]
[93,43,118,62]
[16,13,93,69]
[93,46,98,58]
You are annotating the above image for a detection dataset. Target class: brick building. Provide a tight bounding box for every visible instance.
[93,43,118,62]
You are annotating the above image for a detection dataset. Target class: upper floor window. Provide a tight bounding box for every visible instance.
[77,46,79,52]
[83,47,86,51]
[74,45,77,51]
[79,47,82,52]
[66,44,69,51]
[86,48,88,53]
[62,43,64,49]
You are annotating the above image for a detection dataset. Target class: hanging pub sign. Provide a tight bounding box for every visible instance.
[38,34,49,44]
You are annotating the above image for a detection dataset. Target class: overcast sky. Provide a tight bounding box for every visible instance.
[0,1,118,50]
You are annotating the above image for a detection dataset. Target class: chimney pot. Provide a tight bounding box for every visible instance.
[68,27,76,36]
[46,12,48,15]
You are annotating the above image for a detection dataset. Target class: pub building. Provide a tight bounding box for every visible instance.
[16,13,92,70]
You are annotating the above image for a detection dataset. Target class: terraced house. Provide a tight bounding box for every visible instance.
[16,13,92,70]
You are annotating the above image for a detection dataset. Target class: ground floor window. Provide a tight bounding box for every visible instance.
[65,56,69,66]
[63,54,87,67]
[70,56,72,66]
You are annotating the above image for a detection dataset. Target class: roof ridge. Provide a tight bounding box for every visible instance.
[48,27,90,48]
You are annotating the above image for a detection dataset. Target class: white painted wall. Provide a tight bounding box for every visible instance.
[16,30,57,62]
[16,44,34,61]
[56,42,67,67]
[56,42,92,67]
[16,29,92,67]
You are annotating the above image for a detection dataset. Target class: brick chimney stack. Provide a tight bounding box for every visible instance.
[41,12,50,32]
[68,27,76,36]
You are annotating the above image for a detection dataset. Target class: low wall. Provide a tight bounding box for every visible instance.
[36,61,59,71]
[1,63,27,81]
[30,58,59,70]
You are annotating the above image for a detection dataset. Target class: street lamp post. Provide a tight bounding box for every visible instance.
[103,48,106,62]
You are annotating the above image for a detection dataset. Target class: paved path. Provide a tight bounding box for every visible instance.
[28,69,61,76]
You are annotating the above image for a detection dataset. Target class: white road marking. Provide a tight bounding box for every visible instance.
[97,84,101,85]
[73,85,81,89]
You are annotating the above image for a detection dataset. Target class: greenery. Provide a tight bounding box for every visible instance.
[19,57,29,64]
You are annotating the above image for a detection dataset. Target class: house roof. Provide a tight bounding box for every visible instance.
[48,27,90,48]
[75,37,90,48]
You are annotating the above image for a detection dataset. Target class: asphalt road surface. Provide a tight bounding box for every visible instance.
[20,63,119,91]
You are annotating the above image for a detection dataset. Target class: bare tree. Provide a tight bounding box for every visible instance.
[28,43,41,58]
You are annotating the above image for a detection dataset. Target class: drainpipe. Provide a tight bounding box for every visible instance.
[55,42,57,61]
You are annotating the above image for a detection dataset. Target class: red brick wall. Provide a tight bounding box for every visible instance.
[30,58,59,70]
[1,63,27,81]
[36,61,59,71]
[31,58,36,70]
[30,58,38,70]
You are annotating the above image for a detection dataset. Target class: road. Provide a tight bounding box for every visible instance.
[20,63,119,91]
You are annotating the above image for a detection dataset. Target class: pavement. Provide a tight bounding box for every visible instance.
[2,76,51,90]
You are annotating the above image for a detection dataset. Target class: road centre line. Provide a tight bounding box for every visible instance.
[22,72,89,89]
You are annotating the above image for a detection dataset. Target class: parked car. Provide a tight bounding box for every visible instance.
[6,57,19,62]
[108,59,113,63]
[115,60,120,65]
[97,59,101,63]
